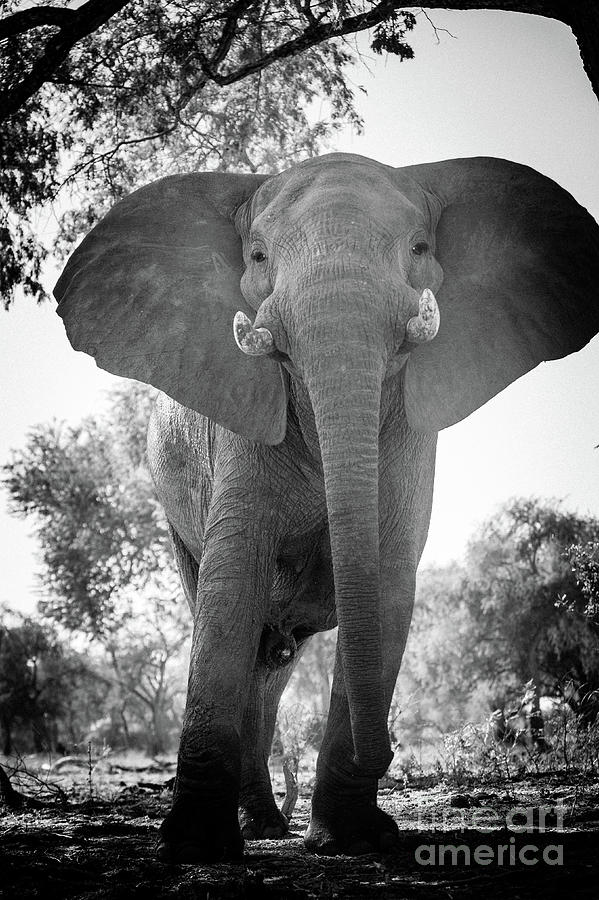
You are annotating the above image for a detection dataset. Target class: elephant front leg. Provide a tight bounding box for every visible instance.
[305,566,416,856]
[305,424,436,855]
[157,529,274,864]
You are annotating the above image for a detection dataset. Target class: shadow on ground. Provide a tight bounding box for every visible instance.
[1,776,598,898]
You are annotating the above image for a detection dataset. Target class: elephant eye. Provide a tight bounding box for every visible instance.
[251,248,267,263]
[411,241,429,257]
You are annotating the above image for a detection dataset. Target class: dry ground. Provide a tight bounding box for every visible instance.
[1,759,598,899]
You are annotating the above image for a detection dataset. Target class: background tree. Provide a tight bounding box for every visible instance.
[394,499,599,749]
[0,607,96,754]
[287,631,337,719]
[393,563,477,747]
[3,383,191,754]
[102,595,190,754]
[462,499,599,707]
[4,381,169,635]
[566,540,599,623]
[0,0,419,308]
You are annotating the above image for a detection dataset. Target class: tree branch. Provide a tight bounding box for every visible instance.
[0,0,132,122]
[419,8,458,42]
[0,763,48,810]
[212,0,257,69]
[0,6,75,39]
[415,2,565,21]
[54,125,178,196]
[201,1,412,87]
[180,0,255,112]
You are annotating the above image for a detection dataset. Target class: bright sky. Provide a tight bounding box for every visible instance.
[1,9,598,612]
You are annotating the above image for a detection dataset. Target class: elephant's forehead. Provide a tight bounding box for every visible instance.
[253,156,422,232]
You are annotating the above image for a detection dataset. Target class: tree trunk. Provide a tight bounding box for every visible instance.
[149,706,170,756]
[32,721,45,752]
[2,718,13,755]
[563,4,599,102]
[118,707,131,748]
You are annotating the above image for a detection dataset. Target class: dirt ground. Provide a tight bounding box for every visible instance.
[1,761,598,899]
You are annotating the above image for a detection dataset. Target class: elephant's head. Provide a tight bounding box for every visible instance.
[54,153,599,775]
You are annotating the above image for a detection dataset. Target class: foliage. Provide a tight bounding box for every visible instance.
[433,704,599,784]
[0,101,61,302]
[3,382,170,636]
[565,541,599,621]
[101,595,190,755]
[285,629,337,716]
[461,499,599,704]
[274,701,326,774]
[394,500,599,753]
[0,1,418,308]
[3,3,598,310]
[0,607,98,754]
[393,562,484,748]
[3,383,192,754]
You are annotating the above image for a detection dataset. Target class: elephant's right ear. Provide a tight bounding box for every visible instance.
[54,172,287,445]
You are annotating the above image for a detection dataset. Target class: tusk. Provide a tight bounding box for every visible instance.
[405,288,440,343]
[233,310,275,356]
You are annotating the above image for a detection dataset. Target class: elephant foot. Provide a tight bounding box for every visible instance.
[156,796,244,864]
[239,802,289,840]
[304,800,400,856]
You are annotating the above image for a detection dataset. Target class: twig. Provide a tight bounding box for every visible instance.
[53,124,177,196]
[280,759,299,823]
[16,762,69,804]
[0,763,48,810]
[418,8,457,43]
[87,741,94,802]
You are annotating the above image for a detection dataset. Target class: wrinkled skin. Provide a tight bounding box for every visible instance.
[55,153,599,863]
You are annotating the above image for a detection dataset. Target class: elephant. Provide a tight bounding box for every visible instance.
[54,152,599,862]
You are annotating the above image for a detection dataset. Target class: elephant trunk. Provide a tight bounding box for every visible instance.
[304,351,392,777]
[238,269,439,775]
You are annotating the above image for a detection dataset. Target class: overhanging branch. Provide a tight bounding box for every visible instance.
[0,7,75,39]
[0,0,132,121]
[197,1,412,88]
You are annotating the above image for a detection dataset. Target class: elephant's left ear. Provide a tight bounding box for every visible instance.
[397,157,599,432]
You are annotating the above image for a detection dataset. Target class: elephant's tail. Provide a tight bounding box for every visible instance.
[168,523,199,616]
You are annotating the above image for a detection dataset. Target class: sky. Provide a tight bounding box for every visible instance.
[1,9,598,612]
